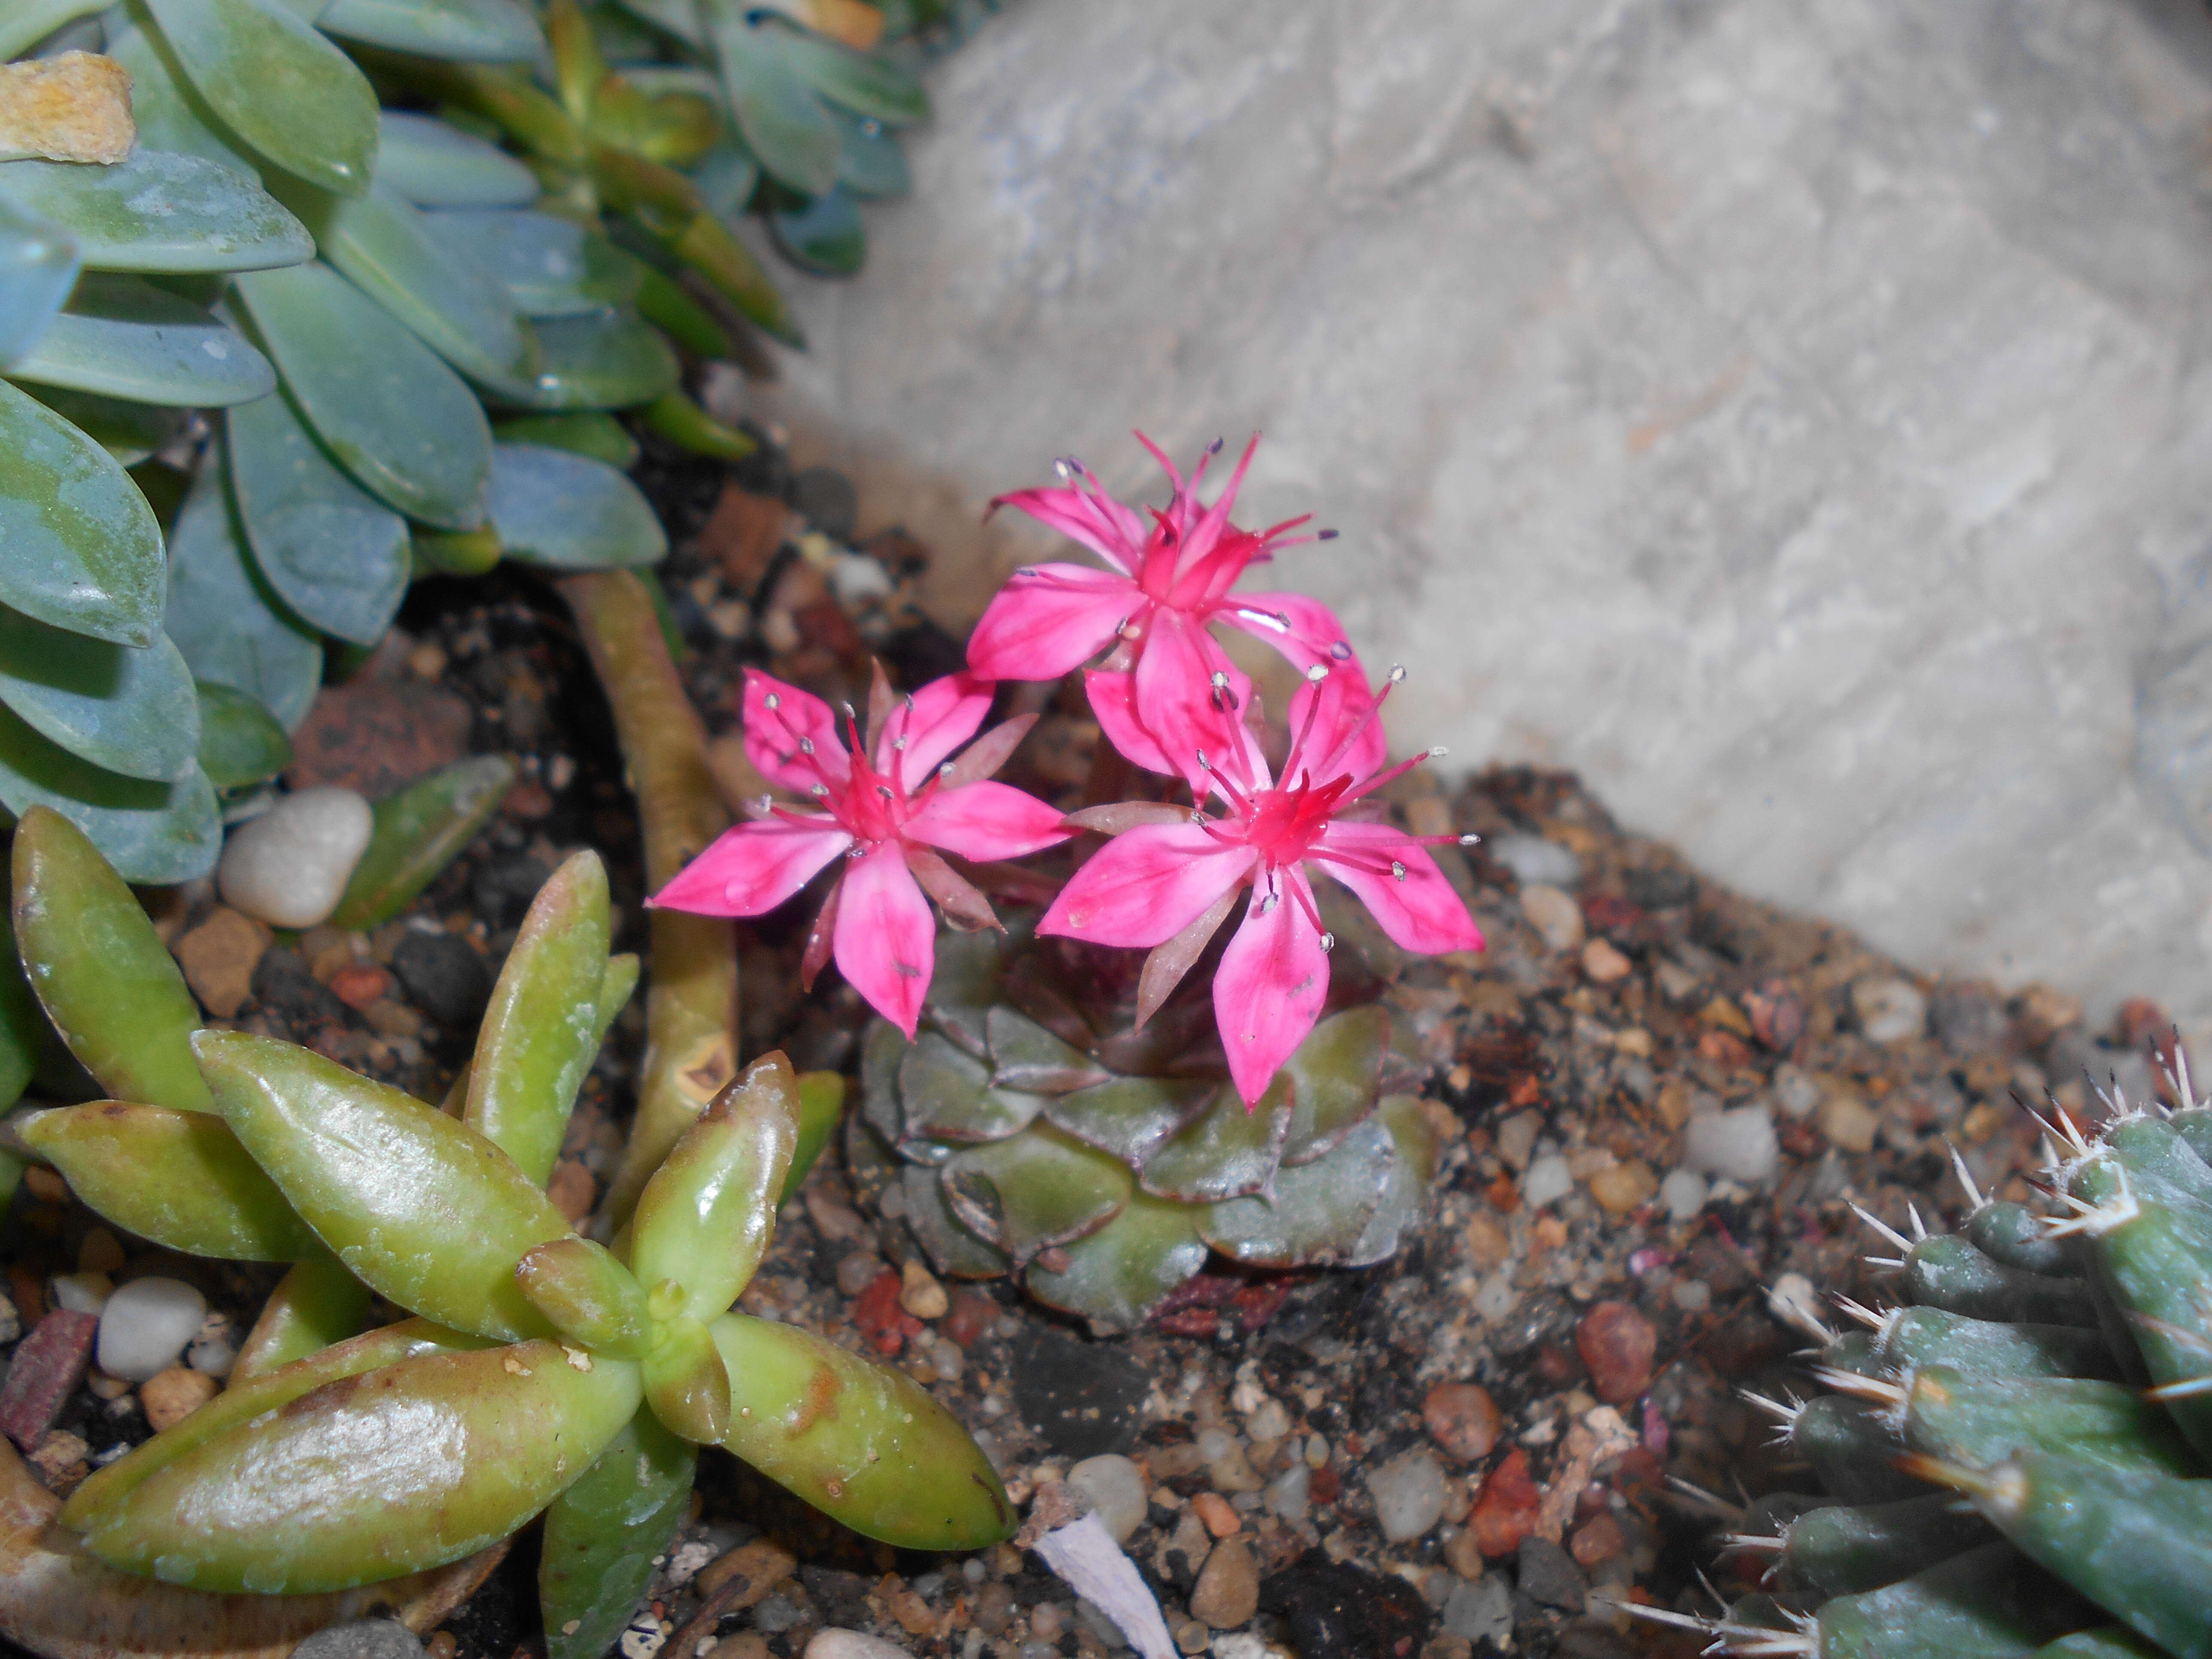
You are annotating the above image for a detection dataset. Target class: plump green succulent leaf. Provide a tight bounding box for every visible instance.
[1039,1073,1224,1170]
[8,273,273,407]
[592,954,641,1049]
[463,849,612,1186]
[1139,1081,1292,1203]
[1026,1187,1209,1334]
[769,183,864,275]
[0,378,163,647]
[0,0,109,59]
[22,385,183,468]
[693,138,761,219]
[0,151,310,273]
[11,803,216,1109]
[703,2,841,198]
[0,196,78,365]
[233,260,492,529]
[194,679,292,789]
[833,108,909,199]
[497,310,678,411]
[667,188,802,345]
[780,1070,845,1204]
[486,442,668,568]
[327,754,518,929]
[517,1236,653,1360]
[642,1312,730,1444]
[143,0,380,196]
[231,1249,375,1381]
[762,19,929,125]
[920,930,1002,1057]
[641,387,755,461]
[1201,1116,1392,1269]
[0,908,45,1115]
[225,387,409,647]
[631,1053,799,1319]
[0,715,221,884]
[540,1408,696,1659]
[494,411,639,470]
[78,1337,643,1592]
[20,1102,321,1260]
[902,1163,1010,1278]
[66,1316,491,1528]
[422,208,643,316]
[1280,1004,1388,1166]
[941,1122,1132,1269]
[163,451,323,729]
[1346,1091,1437,1265]
[376,112,538,209]
[712,1313,1015,1549]
[902,1030,1047,1143]
[986,1006,1107,1096]
[100,6,262,177]
[283,178,540,389]
[634,269,733,359]
[194,1028,575,1341]
[318,0,543,61]
[0,606,201,783]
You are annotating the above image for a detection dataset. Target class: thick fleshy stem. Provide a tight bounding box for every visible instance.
[560,572,739,1229]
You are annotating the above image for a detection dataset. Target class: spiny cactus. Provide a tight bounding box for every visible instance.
[853,919,1440,1334]
[1635,1075,2212,1659]
[3,806,1009,1657]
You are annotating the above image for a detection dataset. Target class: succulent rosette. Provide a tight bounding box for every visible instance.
[656,441,1487,1328]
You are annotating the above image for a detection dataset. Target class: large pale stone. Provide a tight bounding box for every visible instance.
[747,0,2212,1041]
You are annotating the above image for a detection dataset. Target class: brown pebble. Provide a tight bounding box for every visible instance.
[328,963,390,1012]
[945,1289,996,1349]
[1444,1525,1486,1581]
[1569,1511,1626,1568]
[1586,1159,1657,1217]
[1030,1603,1064,1640]
[26,1430,88,1495]
[502,779,554,820]
[0,1310,97,1450]
[1580,938,1632,983]
[141,1364,220,1432]
[1188,1535,1258,1629]
[718,1639,770,1659]
[973,1581,1016,1636]
[695,1537,797,1605]
[1575,1301,1657,1405]
[545,1159,596,1224]
[898,1257,948,1320]
[699,484,795,591]
[1422,1382,1502,1465]
[174,905,274,1021]
[1819,1092,1880,1154]
[1462,1212,1510,1270]
[879,1574,934,1637]
[1190,1491,1241,1537]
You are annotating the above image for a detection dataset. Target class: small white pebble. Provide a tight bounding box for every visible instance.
[1682,1107,1780,1184]
[1364,1449,1446,1543]
[218,787,374,929]
[1066,1454,1148,1544]
[1658,1167,1708,1221]
[1519,1154,1573,1209]
[97,1276,207,1382]
[50,1271,111,1315]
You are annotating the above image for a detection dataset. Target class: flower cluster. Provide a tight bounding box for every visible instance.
[654,435,1484,1102]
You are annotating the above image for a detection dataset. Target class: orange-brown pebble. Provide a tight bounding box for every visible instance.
[426,1633,458,1659]
[1580,938,1632,983]
[328,964,390,1011]
[1575,1301,1657,1405]
[1569,1511,1626,1568]
[1422,1382,1502,1465]
[1190,1491,1241,1537]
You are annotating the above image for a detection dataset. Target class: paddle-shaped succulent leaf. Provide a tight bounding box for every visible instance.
[631,1052,798,1321]
[0,378,164,647]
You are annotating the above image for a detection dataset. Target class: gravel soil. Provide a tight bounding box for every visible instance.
[0,430,2163,1659]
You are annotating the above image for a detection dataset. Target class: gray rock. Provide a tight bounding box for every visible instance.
[1520,1153,1574,1209]
[290,1621,425,1659]
[391,929,492,1030]
[1853,977,1929,1045]
[1066,1453,1148,1543]
[1443,1574,1513,1645]
[803,1634,912,1659]
[1681,1106,1780,1183]
[1487,833,1583,890]
[1516,1535,1588,1613]
[1657,1167,1708,1221]
[760,0,2212,1047]
[1364,1449,1447,1543]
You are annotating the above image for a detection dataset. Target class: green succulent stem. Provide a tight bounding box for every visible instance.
[559,571,737,1227]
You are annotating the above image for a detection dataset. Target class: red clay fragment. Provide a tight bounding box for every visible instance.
[0,1311,96,1451]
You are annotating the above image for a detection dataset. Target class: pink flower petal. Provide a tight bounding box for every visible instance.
[1132,610,1246,790]
[650,817,851,916]
[1271,649,1384,785]
[833,842,935,1038]
[1214,867,1331,1105]
[990,481,1149,575]
[741,669,849,795]
[880,671,995,785]
[1311,824,1483,955]
[1086,670,1177,778]
[966,563,1141,684]
[1039,823,1255,949]
[1215,590,1355,677]
[904,779,1072,862]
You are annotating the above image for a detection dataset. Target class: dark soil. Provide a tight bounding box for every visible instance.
[0,426,2163,1659]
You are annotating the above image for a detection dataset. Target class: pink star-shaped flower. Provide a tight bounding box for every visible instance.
[1038,665,1484,1104]
[968,434,1384,791]
[651,667,1070,1037]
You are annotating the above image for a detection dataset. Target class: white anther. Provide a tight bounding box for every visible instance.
[1305,664,1329,683]
[763,693,781,710]
[1319,932,1335,951]
[1391,860,1407,882]
[797,738,814,754]
[809,783,829,797]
